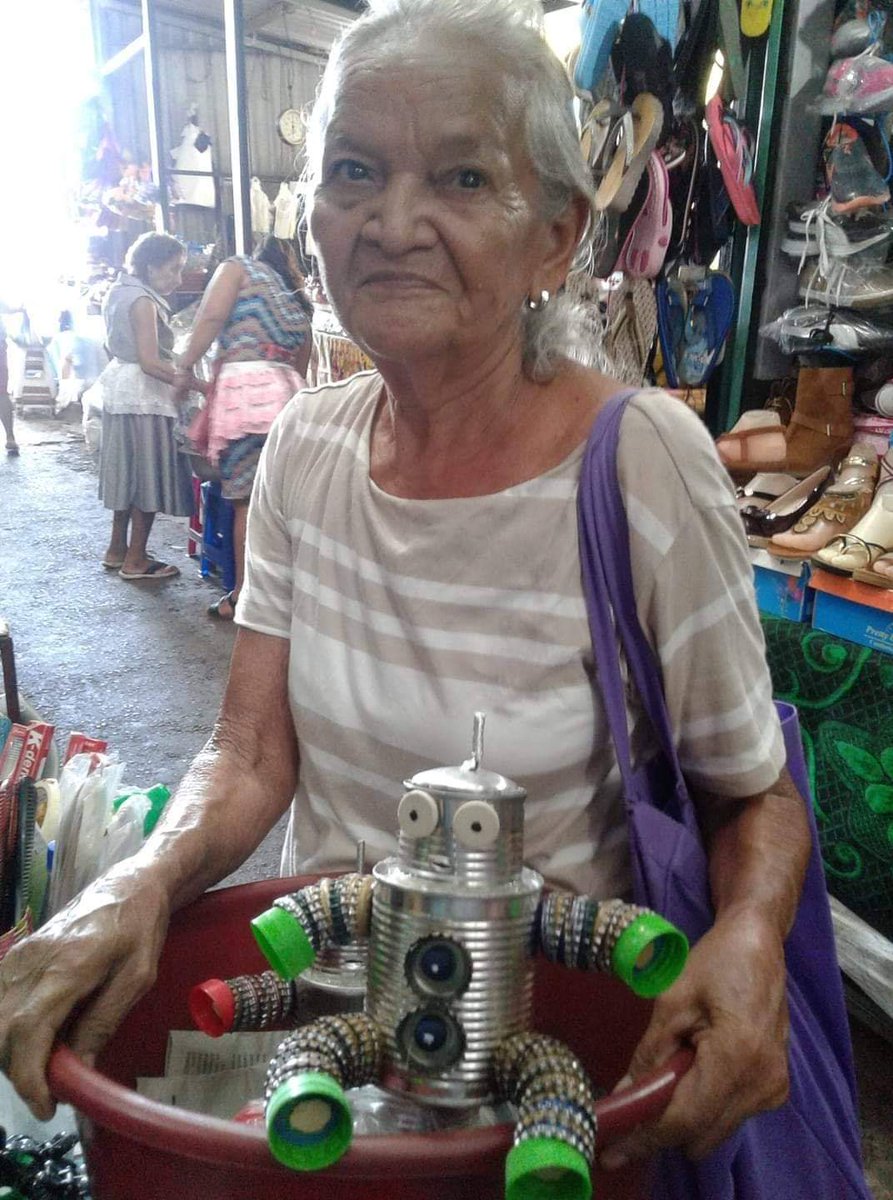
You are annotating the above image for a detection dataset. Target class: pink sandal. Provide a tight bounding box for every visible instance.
[706,94,761,226]
[615,151,672,279]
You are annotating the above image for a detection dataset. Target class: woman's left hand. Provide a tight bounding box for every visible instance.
[600,910,790,1168]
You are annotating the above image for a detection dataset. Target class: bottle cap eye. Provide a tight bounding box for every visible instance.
[397,789,440,839]
[452,800,500,848]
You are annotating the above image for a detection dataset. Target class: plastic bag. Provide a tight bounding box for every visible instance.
[760,304,893,357]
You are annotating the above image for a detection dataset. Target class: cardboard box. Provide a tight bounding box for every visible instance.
[750,549,813,622]
[810,571,893,656]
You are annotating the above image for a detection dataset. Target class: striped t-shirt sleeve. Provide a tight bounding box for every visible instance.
[237,411,294,639]
[618,393,786,799]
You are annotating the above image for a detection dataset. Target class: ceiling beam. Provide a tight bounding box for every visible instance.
[99,33,145,75]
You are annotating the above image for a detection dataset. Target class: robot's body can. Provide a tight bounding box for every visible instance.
[364,733,544,1107]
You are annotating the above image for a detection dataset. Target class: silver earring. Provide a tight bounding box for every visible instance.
[526,290,550,312]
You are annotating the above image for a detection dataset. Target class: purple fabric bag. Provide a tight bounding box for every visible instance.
[578,392,871,1200]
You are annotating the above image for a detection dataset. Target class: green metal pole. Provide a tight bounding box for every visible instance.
[715,0,786,435]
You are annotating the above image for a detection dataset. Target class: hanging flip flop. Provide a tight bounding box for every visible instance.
[615,152,672,278]
[656,277,687,388]
[595,93,664,213]
[705,94,761,226]
[575,0,630,96]
[677,273,736,387]
[580,98,627,181]
[741,0,773,39]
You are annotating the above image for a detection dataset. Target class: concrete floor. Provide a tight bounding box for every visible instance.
[1,409,891,1195]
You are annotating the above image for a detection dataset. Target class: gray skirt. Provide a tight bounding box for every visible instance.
[98,410,194,516]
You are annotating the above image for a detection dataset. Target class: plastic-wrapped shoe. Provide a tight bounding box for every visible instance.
[831,14,885,58]
[821,52,893,115]
[823,122,890,212]
[782,199,893,257]
[799,260,893,308]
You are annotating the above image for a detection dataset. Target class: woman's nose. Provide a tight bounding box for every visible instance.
[363,177,434,254]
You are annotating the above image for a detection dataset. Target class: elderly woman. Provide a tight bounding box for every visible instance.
[93,232,201,580]
[172,235,311,619]
[0,3,867,1196]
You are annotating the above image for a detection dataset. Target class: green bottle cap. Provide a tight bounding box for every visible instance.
[251,905,316,979]
[611,913,689,998]
[266,1071,352,1171]
[505,1138,591,1200]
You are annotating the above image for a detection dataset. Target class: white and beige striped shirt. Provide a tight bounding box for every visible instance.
[237,371,785,897]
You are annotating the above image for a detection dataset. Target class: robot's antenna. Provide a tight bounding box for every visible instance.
[356,840,366,873]
[462,711,486,773]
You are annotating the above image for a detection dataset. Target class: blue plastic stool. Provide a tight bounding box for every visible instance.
[200,481,236,593]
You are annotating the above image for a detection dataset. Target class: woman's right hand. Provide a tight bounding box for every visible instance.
[0,862,170,1119]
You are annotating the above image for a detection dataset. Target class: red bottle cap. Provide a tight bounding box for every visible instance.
[189,978,236,1037]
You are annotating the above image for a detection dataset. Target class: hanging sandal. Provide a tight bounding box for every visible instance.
[705,94,761,226]
[595,93,665,214]
[208,591,237,620]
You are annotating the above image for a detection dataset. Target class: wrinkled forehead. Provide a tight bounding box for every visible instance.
[319,36,526,159]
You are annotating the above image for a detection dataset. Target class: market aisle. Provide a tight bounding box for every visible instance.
[0,410,286,886]
[0,412,890,1196]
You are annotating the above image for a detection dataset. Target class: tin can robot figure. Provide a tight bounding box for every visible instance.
[191,713,688,1200]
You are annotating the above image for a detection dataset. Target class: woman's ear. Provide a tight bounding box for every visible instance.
[541,194,592,292]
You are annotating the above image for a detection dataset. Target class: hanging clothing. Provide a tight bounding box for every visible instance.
[169,121,215,208]
[273,182,299,239]
[250,178,272,235]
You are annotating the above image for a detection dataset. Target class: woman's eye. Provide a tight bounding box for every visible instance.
[454,168,487,190]
[330,159,371,183]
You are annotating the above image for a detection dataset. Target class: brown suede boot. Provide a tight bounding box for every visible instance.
[785,366,854,477]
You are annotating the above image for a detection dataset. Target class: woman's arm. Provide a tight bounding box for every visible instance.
[131,296,176,386]
[175,260,244,375]
[0,627,298,1119]
[600,769,811,1168]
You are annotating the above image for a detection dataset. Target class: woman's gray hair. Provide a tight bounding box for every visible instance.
[306,0,605,380]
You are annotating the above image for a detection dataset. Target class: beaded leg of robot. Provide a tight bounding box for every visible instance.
[191,714,690,1200]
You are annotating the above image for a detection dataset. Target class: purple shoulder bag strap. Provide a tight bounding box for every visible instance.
[578,392,871,1200]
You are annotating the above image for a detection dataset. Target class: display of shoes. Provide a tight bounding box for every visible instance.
[766,443,878,559]
[811,441,893,573]
[821,52,893,115]
[823,121,891,213]
[741,465,834,547]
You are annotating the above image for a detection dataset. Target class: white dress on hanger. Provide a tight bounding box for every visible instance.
[250,177,273,235]
[169,121,215,208]
[273,181,299,238]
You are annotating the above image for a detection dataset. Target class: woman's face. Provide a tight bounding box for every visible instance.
[310,49,568,367]
[146,253,185,297]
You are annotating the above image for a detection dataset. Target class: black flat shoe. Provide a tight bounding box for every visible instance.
[741,465,833,547]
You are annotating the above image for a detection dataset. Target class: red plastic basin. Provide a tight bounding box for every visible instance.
[49,876,691,1200]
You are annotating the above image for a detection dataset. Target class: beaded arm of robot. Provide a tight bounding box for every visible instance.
[189,716,689,1200]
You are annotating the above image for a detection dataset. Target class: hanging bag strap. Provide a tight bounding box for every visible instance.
[578,391,697,831]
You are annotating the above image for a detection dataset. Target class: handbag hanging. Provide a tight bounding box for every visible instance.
[577,391,871,1199]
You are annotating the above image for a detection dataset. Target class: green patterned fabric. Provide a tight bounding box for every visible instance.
[763,616,893,939]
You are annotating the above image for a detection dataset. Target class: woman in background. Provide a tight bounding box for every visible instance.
[173,235,311,619]
[95,232,201,580]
